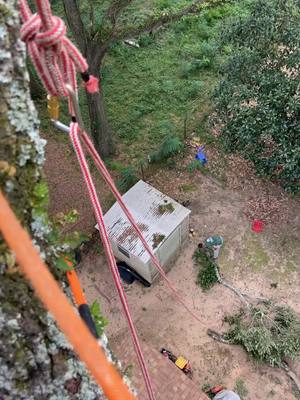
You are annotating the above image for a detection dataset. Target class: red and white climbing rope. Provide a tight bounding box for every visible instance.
[19,1,209,399]
[19,0,98,115]
[70,123,155,400]
[19,1,155,399]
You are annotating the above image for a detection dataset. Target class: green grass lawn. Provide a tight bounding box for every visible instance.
[38,1,253,163]
[103,13,218,154]
[101,1,252,159]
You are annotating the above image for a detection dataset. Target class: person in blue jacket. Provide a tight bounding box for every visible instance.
[198,235,224,259]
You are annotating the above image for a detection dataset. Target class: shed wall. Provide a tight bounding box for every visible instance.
[111,240,153,283]
[149,215,190,282]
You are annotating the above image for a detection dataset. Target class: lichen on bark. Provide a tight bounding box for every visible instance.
[0,2,105,398]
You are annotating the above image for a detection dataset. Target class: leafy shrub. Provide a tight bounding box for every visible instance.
[194,249,218,291]
[150,135,183,162]
[214,0,300,193]
[196,20,211,40]
[178,62,195,78]
[106,160,125,172]
[117,166,138,192]
[138,33,157,47]
[188,160,206,174]
[184,80,204,99]
[203,3,243,25]
[224,303,300,367]
[161,80,176,94]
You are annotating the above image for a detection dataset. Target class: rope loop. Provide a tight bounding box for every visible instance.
[20,13,41,42]
[19,0,98,111]
[35,16,66,47]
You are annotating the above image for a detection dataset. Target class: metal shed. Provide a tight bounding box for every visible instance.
[101,180,191,285]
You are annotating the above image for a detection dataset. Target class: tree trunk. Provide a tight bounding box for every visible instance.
[0,2,104,399]
[62,0,114,158]
[85,64,114,158]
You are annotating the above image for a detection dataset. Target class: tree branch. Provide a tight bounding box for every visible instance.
[63,0,88,55]
[88,0,95,37]
[110,0,222,42]
[104,0,134,26]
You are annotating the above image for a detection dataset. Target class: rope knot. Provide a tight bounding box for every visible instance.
[20,13,41,42]
[19,0,97,115]
[20,13,66,48]
[35,16,66,47]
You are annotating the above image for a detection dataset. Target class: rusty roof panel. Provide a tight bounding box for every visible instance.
[102,180,191,263]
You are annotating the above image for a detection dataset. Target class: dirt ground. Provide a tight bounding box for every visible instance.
[45,135,300,400]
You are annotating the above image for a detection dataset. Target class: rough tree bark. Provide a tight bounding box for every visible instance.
[85,53,113,158]
[63,0,114,158]
[0,2,105,399]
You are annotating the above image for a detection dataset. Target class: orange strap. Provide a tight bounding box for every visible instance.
[0,191,136,400]
[66,269,87,306]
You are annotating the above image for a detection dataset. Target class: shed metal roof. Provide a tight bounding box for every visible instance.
[102,180,191,263]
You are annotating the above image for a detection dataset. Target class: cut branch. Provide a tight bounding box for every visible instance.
[207,329,231,344]
[213,262,251,308]
[208,332,300,392]
[283,364,300,392]
[213,261,268,307]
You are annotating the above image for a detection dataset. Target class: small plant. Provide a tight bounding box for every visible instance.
[157,202,175,214]
[54,209,79,226]
[138,158,148,181]
[106,160,125,172]
[90,300,108,337]
[194,249,218,291]
[123,364,134,379]
[234,379,249,400]
[150,135,183,163]
[179,183,197,192]
[117,166,138,192]
[202,383,214,399]
[184,80,204,99]
[152,233,166,248]
[188,160,206,174]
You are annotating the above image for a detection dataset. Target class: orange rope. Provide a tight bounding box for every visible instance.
[0,191,136,400]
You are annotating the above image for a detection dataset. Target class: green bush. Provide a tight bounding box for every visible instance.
[188,159,205,173]
[184,80,204,99]
[194,249,218,291]
[150,134,183,162]
[178,62,195,78]
[224,303,300,367]
[138,33,157,47]
[214,0,300,193]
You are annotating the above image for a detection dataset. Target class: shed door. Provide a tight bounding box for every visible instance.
[157,228,180,267]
